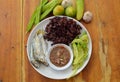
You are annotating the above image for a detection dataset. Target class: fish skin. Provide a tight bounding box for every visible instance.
[30,45,40,68]
[32,34,48,66]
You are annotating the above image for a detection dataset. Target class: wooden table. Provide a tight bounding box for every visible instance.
[0,0,120,82]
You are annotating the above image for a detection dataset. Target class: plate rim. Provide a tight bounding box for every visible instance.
[26,16,92,79]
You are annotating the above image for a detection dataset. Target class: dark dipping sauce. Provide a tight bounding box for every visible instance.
[50,45,70,67]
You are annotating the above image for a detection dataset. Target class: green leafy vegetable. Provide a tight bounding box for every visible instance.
[67,32,89,79]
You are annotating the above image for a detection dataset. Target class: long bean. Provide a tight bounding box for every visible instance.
[67,33,88,79]
[35,0,48,24]
[40,0,56,20]
[26,0,62,33]
[26,8,37,33]
[26,0,48,33]
[42,0,55,13]
[35,0,43,24]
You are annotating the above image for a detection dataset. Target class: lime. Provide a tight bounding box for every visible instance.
[65,6,76,17]
[53,5,64,16]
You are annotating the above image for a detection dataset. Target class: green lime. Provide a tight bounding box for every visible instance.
[65,6,76,17]
[53,5,64,16]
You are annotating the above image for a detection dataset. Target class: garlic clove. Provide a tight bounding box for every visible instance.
[61,0,72,8]
[83,11,93,23]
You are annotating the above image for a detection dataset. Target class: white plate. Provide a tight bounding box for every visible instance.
[27,16,92,80]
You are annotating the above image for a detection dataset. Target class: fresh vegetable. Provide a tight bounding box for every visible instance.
[35,0,43,24]
[53,5,64,16]
[42,0,62,12]
[26,9,37,33]
[40,0,62,20]
[61,0,72,8]
[65,6,76,17]
[26,0,63,33]
[40,0,57,20]
[26,0,48,32]
[76,0,84,20]
[42,0,56,12]
[83,11,93,23]
[68,32,89,78]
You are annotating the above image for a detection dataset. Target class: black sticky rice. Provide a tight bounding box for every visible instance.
[44,17,82,45]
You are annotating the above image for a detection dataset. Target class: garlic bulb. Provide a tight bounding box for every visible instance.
[61,0,72,8]
[83,11,93,23]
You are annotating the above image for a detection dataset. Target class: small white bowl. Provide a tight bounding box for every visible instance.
[47,44,73,71]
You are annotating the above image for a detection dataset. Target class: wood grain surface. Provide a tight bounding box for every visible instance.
[0,0,120,82]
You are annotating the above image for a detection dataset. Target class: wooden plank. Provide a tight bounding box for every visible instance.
[0,0,22,82]
[1,0,120,82]
[83,0,120,82]
[23,0,42,82]
[93,0,120,82]
[81,0,102,82]
[23,0,120,82]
